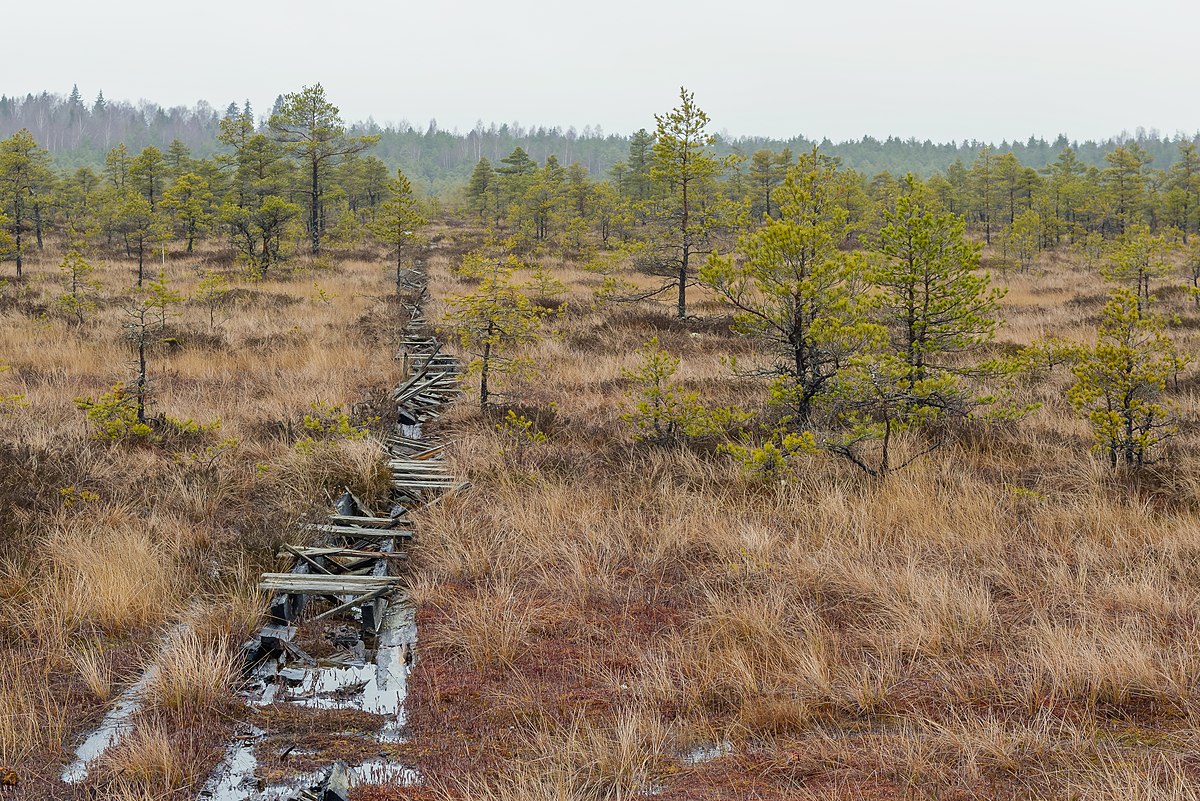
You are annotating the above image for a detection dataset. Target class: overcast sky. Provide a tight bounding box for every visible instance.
[9,0,1197,143]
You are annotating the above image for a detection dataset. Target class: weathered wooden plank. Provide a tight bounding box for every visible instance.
[326,514,403,527]
[259,574,400,593]
[282,543,333,575]
[278,546,408,561]
[390,483,459,492]
[328,529,412,541]
[299,523,415,538]
[388,462,451,470]
[310,587,399,623]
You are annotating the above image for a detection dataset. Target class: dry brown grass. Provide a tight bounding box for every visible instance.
[145,628,238,721]
[0,236,405,794]
[102,721,189,793]
[10,227,1200,797]
[0,654,69,764]
[394,238,1200,799]
[67,641,114,702]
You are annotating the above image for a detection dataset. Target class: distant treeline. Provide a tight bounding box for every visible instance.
[4,87,1199,190]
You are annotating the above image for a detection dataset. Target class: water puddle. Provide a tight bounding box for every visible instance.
[198,728,263,800]
[681,740,733,765]
[282,604,415,718]
[198,603,418,799]
[60,665,157,783]
[202,757,417,801]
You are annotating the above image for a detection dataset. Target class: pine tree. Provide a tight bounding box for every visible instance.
[1103,144,1150,233]
[702,148,881,425]
[497,147,537,177]
[823,352,960,477]
[1068,289,1184,467]
[624,128,655,214]
[650,87,729,319]
[116,193,156,286]
[466,158,496,223]
[995,152,1025,226]
[0,129,52,278]
[443,250,560,409]
[747,148,790,221]
[873,178,1004,380]
[1045,147,1085,243]
[160,173,213,253]
[1101,223,1171,310]
[969,146,997,244]
[1006,209,1043,273]
[165,139,193,179]
[368,170,426,283]
[1168,142,1200,242]
[55,250,100,325]
[219,194,301,274]
[269,84,379,255]
[129,146,166,209]
[194,271,232,329]
[619,337,710,444]
[103,144,131,192]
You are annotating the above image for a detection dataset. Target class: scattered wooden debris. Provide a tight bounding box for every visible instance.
[288,760,350,801]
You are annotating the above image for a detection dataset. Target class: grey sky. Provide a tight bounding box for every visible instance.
[12,0,1198,142]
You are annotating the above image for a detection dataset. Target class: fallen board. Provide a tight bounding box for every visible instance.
[300,523,415,538]
[258,574,401,594]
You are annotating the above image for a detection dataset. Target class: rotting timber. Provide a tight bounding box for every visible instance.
[198,251,464,801]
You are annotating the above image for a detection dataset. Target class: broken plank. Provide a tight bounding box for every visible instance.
[309,587,397,622]
[282,543,334,575]
[278,546,408,560]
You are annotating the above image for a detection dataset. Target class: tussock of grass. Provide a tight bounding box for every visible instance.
[67,642,113,702]
[427,582,539,671]
[146,629,237,722]
[102,722,188,792]
[39,512,180,635]
[0,655,68,764]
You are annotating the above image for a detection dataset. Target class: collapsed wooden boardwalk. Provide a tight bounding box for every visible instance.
[233,255,462,801]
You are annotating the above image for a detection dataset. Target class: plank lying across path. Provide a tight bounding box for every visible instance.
[317,528,414,540]
[259,573,401,594]
[300,523,415,538]
[389,466,450,474]
[391,481,463,490]
[277,546,408,560]
[326,514,405,527]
